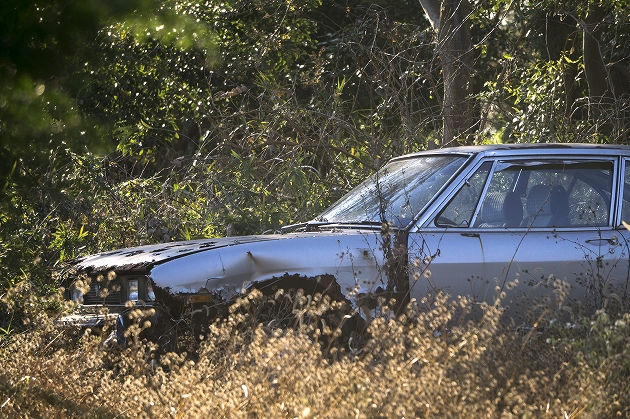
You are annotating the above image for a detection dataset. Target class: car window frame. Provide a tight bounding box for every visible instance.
[433,160,495,228]
[416,154,620,232]
[617,158,630,228]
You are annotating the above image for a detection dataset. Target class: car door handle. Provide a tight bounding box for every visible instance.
[586,236,619,246]
[461,233,480,238]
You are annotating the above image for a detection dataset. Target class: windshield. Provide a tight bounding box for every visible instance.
[318,155,468,227]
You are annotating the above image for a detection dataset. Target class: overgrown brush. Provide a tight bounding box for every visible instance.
[1,287,630,418]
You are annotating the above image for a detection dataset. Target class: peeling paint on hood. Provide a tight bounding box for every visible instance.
[75,235,282,273]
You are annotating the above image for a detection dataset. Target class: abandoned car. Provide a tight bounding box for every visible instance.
[60,143,630,332]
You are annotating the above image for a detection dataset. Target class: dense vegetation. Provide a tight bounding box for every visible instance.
[1,0,630,416]
[3,288,630,417]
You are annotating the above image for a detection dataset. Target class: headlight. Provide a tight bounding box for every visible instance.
[128,279,139,301]
[146,281,156,301]
[70,278,90,304]
[71,286,84,304]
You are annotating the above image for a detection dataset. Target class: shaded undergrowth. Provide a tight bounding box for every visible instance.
[1,287,630,418]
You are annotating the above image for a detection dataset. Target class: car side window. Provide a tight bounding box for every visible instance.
[567,177,611,226]
[474,166,524,228]
[472,160,613,228]
[435,162,492,227]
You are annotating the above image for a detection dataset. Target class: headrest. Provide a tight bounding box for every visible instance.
[526,185,551,216]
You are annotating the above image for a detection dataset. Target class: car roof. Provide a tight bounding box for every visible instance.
[393,143,630,161]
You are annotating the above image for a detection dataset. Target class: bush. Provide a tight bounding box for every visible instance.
[2,287,629,418]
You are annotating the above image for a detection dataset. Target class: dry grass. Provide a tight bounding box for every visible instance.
[1,287,630,418]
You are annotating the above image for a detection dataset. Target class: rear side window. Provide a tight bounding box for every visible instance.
[436,159,614,228]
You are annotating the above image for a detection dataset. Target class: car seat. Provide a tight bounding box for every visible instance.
[478,191,523,227]
[521,184,570,228]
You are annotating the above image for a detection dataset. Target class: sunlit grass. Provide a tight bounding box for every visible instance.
[2,286,630,418]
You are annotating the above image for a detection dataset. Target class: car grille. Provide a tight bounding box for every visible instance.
[83,283,122,305]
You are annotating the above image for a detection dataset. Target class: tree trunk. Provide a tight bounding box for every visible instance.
[419,0,475,147]
[542,15,580,120]
[582,4,612,124]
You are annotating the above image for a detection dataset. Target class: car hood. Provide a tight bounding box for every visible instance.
[75,235,282,273]
[74,229,388,298]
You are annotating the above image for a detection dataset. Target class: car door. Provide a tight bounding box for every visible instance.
[407,156,628,318]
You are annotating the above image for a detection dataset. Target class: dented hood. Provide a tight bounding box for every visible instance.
[74,230,387,297]
[75,235,286,273]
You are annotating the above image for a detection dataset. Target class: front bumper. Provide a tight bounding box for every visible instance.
[55,312,120,328]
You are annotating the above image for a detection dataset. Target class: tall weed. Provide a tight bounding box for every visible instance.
[1,287,629,418]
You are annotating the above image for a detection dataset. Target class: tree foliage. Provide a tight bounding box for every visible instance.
[470,0,630,143]
[1,0,630,324]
